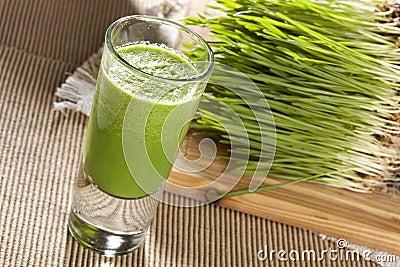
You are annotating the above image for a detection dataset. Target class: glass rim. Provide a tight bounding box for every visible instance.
[105,15,214,83]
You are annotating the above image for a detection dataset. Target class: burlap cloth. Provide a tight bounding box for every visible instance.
[0,0,386,266]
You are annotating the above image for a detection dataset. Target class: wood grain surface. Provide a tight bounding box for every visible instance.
[168,133,400,255]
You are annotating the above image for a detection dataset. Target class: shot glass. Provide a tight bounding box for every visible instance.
[68,15,214,256]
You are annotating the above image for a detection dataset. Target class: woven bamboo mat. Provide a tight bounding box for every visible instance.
[0,0,388,266]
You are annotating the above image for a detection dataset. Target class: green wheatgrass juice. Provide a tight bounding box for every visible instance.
[82,43,201,199]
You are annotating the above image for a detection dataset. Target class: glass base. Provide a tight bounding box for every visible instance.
[68,212,147,256]
[68,165,161,256]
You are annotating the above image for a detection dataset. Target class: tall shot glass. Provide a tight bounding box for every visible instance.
[68,15,214,256]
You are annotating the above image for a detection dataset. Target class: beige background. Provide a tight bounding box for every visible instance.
[0,0,381,266]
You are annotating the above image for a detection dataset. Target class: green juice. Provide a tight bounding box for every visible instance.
[82,43,201,199]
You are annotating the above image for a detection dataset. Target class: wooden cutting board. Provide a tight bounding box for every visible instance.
[168,133,400,255]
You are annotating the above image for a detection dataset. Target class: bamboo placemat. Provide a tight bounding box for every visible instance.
[0,0,390,266]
